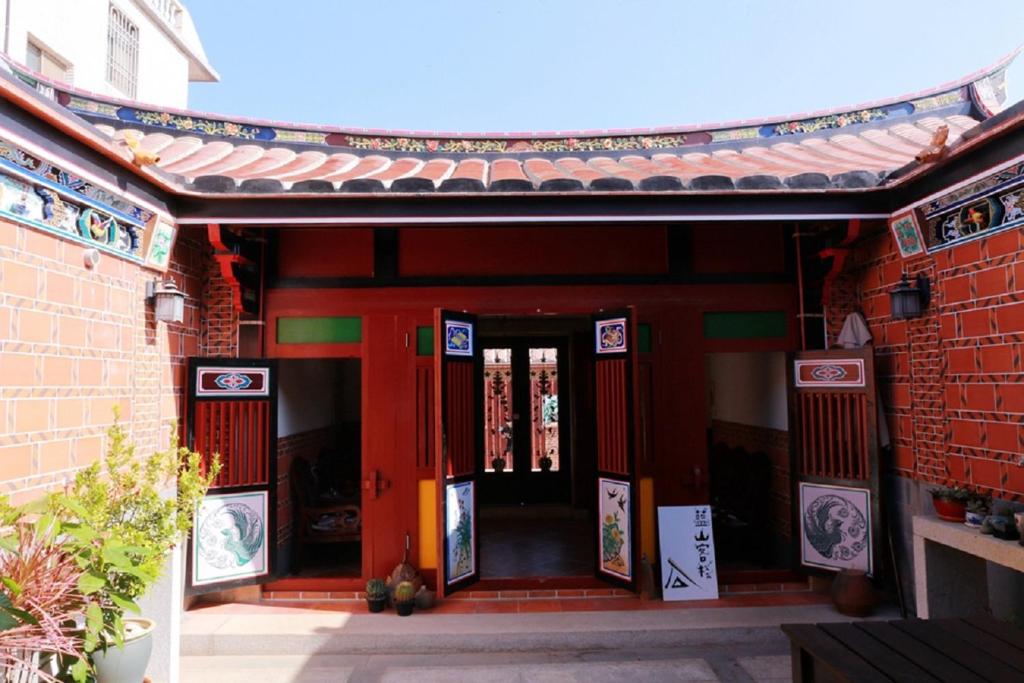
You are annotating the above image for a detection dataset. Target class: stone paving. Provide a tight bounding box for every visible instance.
[180,600,897,681]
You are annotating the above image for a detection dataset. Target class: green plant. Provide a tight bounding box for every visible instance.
[48,413,220,680]
[365,578,386,600]
[393,581,416,604]
[967,494,991,514]
[929,485,970,502]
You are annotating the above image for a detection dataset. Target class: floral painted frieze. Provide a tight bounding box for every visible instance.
[920,159,1024,249]
[0,144,172,269]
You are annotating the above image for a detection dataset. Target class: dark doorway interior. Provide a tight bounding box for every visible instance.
[278,358,362,578]
[476,317,595,579]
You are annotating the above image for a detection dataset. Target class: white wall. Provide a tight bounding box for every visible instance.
[1,0,209,107]
[706,351,788,431]
[277,359,361,437]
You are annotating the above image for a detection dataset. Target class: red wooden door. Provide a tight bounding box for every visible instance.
[434,309,482,594]
[790,347,880,577]
[185,359,277,594]
[593,309,639,591]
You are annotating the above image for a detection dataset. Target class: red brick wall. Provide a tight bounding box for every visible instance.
[710,419,792,538]
[0,219,207,503]
[829,226,1024,499]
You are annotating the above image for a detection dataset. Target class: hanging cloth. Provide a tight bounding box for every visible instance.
[835,312,890,449]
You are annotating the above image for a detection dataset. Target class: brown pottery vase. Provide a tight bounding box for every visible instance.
[830,569,875,617]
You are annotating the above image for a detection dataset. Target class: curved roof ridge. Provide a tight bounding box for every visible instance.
[1,47,1017,140]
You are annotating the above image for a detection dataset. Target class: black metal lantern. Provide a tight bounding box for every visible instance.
[890,273,931,320]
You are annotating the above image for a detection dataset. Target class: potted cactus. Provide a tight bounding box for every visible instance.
[965,494,990,528]
[490,456,506,473]
[539,453,553,472]
[394,581,416,617]
[365,578,387,613]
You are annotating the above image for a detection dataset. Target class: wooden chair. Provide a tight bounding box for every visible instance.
[290,455,361,570]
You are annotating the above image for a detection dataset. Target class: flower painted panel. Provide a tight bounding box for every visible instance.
[888,212,926,258]
[445,321,474,357]
[446,481,475,584]
[799,482,872,574]
[595,317,628,355]
[192,491,268,586]
[598,477,631,580]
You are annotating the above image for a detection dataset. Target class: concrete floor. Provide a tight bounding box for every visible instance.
[181,601,898,682]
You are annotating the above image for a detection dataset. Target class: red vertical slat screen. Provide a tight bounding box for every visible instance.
[193,400,269,489]
[445,362,475,477]
[416,365,435,470]
[796,391,869,481]
[596,359,629,475]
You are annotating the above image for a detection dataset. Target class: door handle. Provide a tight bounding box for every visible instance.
[362,469,392,500]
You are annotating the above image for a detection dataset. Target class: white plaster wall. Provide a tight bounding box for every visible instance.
[277,359,337,438]
[706,351,788,431]
[2,0,194,107]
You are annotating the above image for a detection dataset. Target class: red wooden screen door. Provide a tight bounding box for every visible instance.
[185,358,277,594]
[435,309,482,595]
[790,347,881,578]
[593,309,639,591]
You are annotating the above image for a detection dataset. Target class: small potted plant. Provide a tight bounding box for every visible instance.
[365,579,387,613]
[394,581,416,617]
[490,456,506,473]
[539,453,553,472]
[965,494,990,528]
[929,485,970,522]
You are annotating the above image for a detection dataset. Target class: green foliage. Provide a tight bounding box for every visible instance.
[0,412,222,681]
[51,415,220,670]
[365,578,386,599]
[393,580,416,603]
[929,485,970,502]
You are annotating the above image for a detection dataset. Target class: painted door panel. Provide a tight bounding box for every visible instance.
[186,359,278,595]
[593,309,639,591]
[435,309,482,594]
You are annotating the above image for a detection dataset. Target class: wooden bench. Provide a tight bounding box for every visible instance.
[781,616,1024,682]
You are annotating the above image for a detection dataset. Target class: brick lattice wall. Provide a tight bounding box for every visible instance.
[0,220,208,502]
[829,226,1024,500]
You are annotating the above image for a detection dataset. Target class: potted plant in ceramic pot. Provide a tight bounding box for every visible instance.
[365,579,387,613]
[490,456,506,473]
[52,414,217,682]
[929,485,970,522]
[965,493,990,528]
[539,453,553,473]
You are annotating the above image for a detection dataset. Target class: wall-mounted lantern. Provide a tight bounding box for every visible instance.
[146,280,186,323]
[890,273,930,320]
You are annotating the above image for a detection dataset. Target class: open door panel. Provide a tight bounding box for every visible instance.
[592,309,639,591]
[434,309,482,595]
[185,358,278,595]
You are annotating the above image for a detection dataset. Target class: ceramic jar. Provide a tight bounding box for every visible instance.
[830,569,876,617]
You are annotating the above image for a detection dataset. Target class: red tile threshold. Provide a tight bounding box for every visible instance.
[248,592,830,615]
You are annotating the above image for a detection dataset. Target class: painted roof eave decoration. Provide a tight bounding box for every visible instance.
[0,49,1018,197]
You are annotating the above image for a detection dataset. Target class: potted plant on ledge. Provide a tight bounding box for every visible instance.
[965,493,990,528]
[394,581,416,617]
[929,485,970,522]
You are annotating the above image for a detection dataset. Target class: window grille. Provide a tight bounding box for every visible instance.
[106,5,139,98]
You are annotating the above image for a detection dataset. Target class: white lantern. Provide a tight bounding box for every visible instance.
[147,280,186,323]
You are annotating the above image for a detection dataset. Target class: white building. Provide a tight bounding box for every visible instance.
[0,0,217,108]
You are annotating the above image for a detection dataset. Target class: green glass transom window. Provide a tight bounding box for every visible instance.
[703,311,786,339]
[277,317,362,344]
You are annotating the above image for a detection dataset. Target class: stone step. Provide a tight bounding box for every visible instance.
[182,601,893,657]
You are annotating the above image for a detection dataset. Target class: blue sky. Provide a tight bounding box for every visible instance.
[187,0,1024,132]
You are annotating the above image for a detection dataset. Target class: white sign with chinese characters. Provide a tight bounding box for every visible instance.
[657,505,719,601]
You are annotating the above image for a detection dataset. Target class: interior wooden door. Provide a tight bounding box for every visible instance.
[434,309,482,594]
[185,358,277,594]
[592,309,639,591]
